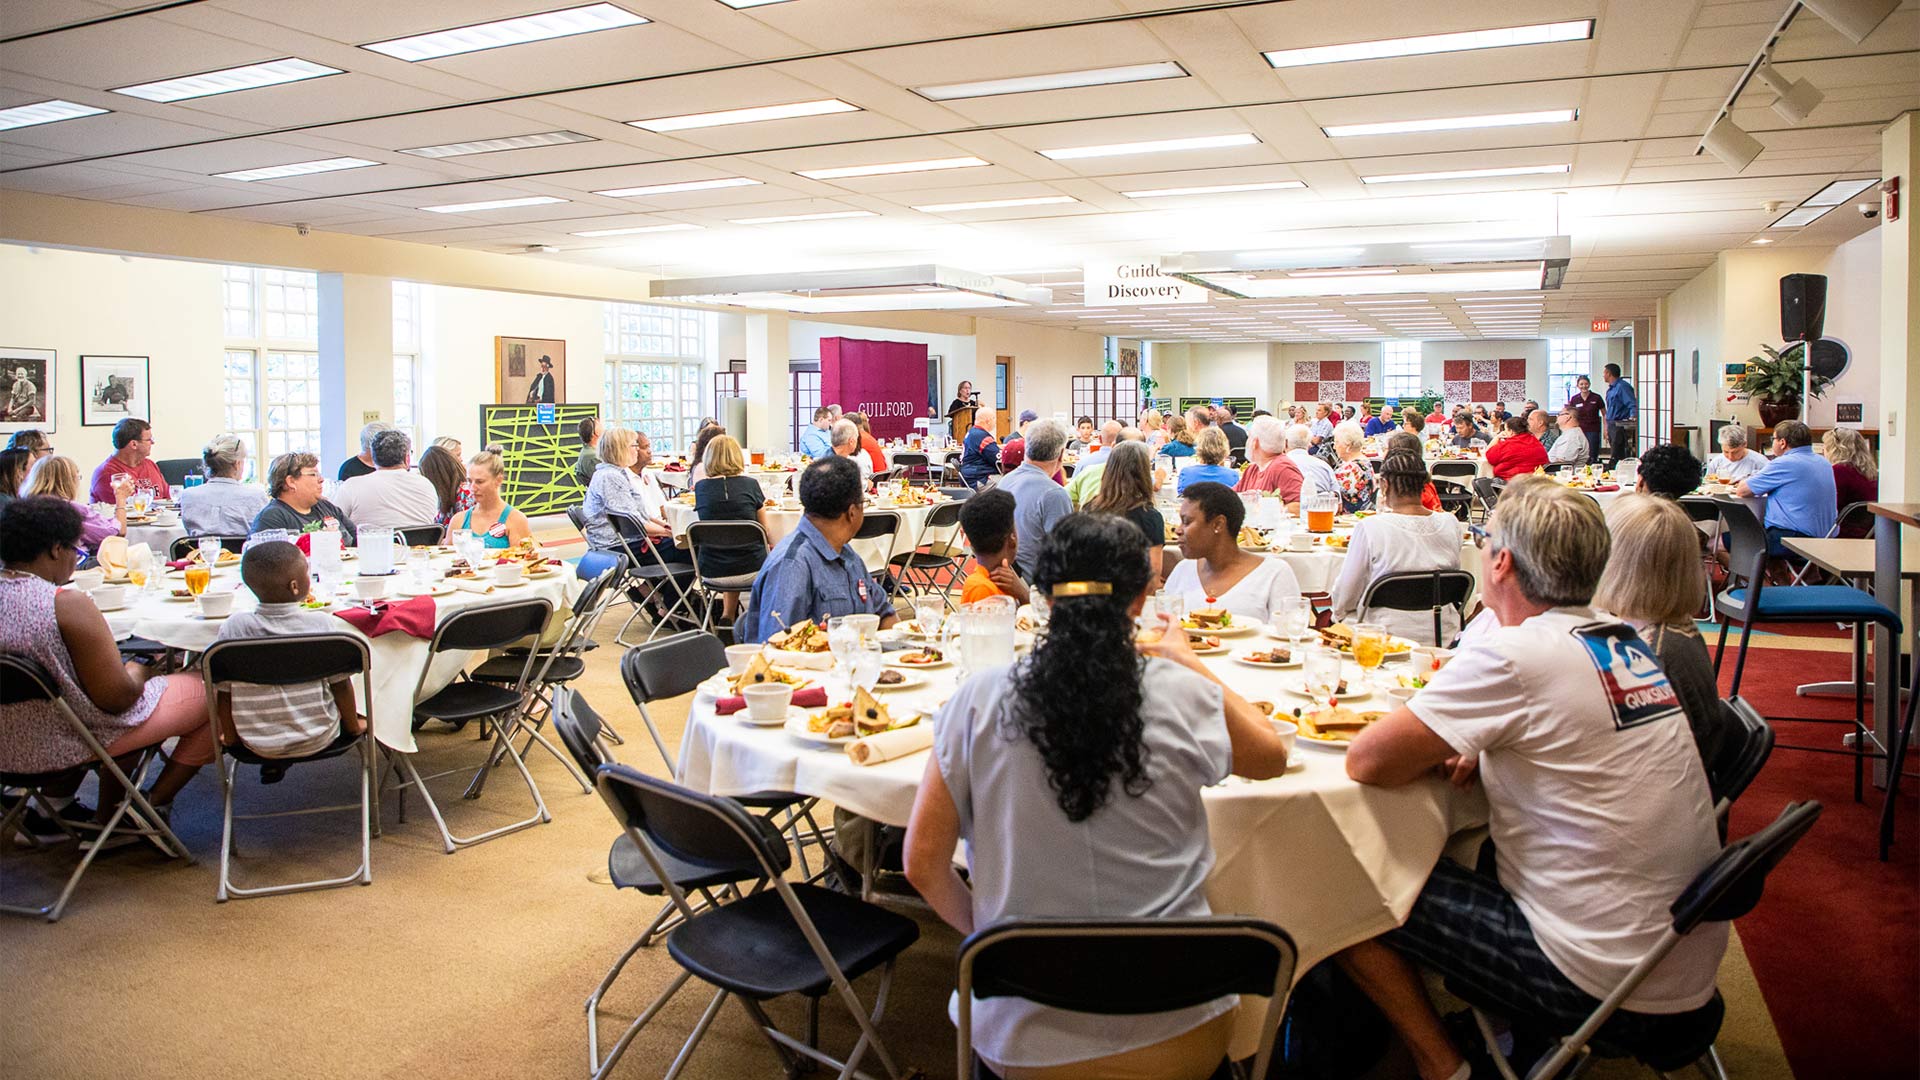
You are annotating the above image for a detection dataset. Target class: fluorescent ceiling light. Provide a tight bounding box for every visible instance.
[1350,298,1432,306]
[213,157,379,182]
[1041,133,1258,161]
[1289,267,1395,277]
[1324,109,1576,138]
[630,99,858,133]
[399,130,596,158]
[1264,20,1593,68]
[797,156,987,180]
[1362,164,1569,184]
[421,196,568,213]
[363,3,646,62]
[729,210,877,224]
[1458,295,1542,301]
[594,176,762,198]
[112,58,339,102]
[1200,267,1544,298]
[716,0,794,7]
[0,99,107,131]
[912,195,1077,212]
[572,223,703,237]
[915,61,1187,101]
[1751,237,1774,245]
[1803,177,1879,206]
[1770,205,1836,228]
[1122,181,1304,198]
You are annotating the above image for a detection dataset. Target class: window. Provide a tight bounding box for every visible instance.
[222,265,321,474]
[1549,337,1592,405]
[602,302,712,452]
[1633,349,1674,457]
[1382,341,1422,400]
[392,282,422,447]
[1070,374,1139,428]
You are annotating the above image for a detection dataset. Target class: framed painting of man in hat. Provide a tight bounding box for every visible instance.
[494,336,566,404]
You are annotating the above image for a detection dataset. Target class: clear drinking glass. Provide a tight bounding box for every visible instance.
[1272,596,1311,648]
[827,615,859,690]
[851,640,884,692]
[1303,645,1343,700]
[199,538,223,567]
[1156,590,1186,626]
[912,597,946,641]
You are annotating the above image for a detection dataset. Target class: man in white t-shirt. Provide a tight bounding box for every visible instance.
[1336,478,1724,1080]
[330,430,440,528]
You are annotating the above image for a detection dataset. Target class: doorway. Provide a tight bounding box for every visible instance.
[994,355,1014,438]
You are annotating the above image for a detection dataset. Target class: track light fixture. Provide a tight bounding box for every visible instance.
[1756,61,1823,124]
[1798,0,1898,43]
[1702,116,1763,172]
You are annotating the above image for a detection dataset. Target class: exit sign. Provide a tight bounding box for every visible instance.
[1591,318,1611,333]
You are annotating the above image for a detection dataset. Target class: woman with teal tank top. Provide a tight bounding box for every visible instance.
[449,449,533,548]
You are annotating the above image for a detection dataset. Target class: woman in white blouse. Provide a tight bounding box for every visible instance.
[905,513,1291,1080]
[1330,451,1466,645]
[1162,480,1302,624]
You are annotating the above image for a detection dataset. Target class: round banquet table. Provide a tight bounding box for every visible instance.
[661,498,940,571]
[97,555,583,754]
[678,638,1488,1054]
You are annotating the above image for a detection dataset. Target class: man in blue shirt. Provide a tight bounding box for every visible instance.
[958,410,1000,488]
[1736,419,1836,555]
[741,455,896,643]
[995,418,1073,579]
[798,407,834,459]
[1602,363,1638,468]
[1364,403,1398,438]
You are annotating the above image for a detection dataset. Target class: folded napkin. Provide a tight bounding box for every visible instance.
[715,685,828,716]
[95,535,130,576]
[846,723,934,766]
[331,594,437,638]
[765,649,836,670]
[1591,484,1621,492]
[166,557,192,570]
[450,578,495,594]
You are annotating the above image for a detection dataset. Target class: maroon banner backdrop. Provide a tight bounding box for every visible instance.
[819,336,928,442]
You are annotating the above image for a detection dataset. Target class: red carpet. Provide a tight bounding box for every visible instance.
[1715,631,1918,1080]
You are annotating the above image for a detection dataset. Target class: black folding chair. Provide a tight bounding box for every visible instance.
[395,522,444,548]
[169,534,248,561]
[851,510,902,586]
[1430,460,1479,483]
[392,598,555,853]
[1705,696,1775,819]
[1357,570,1476,647]
[566,505,591,538]
[939,486,975,502]
[1458,802,1822,1080]
[1471,477,1505,521]
[0,653,192,922]
[888,499,969,606]
[685,520,769,632]
[606,510,700,644]
[1431,478,1473,521]
[199,634,376,901]
[589,764,921,1080]
[890,451,931,486]
[153,457,201,488]
[1678,497,1724,614]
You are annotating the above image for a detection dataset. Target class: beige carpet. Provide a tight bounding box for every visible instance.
[1,615,1794,1079]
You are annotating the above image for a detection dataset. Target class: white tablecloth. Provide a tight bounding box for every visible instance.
[678,642,1488,1031]
[100,558,582,754]
[125,521,189,559]
[662,500,942,570]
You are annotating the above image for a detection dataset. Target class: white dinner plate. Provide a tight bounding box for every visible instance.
[784,709,923,746]
[490,579,530,589]
[1233,651,1301,669]
[193,610,234,621]
[871,670,926,691]
[400,584,457,598]
[738,704,809,728]
[1181,621,1257,637]
[1186,640,1230,656]
[887,653,950,670]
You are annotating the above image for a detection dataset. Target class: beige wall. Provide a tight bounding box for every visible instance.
[425,286,609,455]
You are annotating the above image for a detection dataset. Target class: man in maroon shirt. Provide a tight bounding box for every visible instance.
[1566,375,1605,463]
[89,417,169,503]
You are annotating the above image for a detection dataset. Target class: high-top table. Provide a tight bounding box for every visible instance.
[1868,505,1918,802]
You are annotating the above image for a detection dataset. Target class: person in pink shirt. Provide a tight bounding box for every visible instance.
[88,418,169,504]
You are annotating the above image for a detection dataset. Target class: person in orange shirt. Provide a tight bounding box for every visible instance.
[848,411,888,476]
[957,488,1030,605]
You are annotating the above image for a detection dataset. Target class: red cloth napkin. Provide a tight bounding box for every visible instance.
[331,594,437,638]
[166,557,193,570]
[715,686,828,716]
[1592,484,1621,492]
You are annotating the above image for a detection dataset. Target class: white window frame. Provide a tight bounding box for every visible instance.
[222,265,322,474]
[1382,340,1422,400]
[1549,337,1592,405]
[602,303,714,453]
[392,281,423,448]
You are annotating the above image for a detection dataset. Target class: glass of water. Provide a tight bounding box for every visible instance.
[912,597,946,642]
[828,615,860,690]
[199,537,223,567]
[1272,597,1311,649]
[850,639,884,693]
[1156,590,1186,627]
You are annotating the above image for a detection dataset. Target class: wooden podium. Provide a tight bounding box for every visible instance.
[947,404,974,442]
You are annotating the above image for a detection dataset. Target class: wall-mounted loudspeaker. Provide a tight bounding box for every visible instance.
[1780,274,1827,342]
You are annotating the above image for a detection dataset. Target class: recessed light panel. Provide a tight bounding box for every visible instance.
[421,196,568,213]
[797,156,987,180]
[1801,177,1879,206]
[630,99,858,133]
[363,3,647,62]
[729,210,877,224]
[594,177,762,198]
[399,130,596,158]
[0,99,107,131]
[1770,205,1835,228]
[716,0,794,6]
[1121,180,1304,198]
[914,61,1187,101]
[1323,109,1576,138]
[112,58,340,102]
[214,157,379,182]
[1361,164,1569,184]
[573,223,703,237]
[1041,133,1258,161]
[1264,20,1594,68]
[911,195,1077,212]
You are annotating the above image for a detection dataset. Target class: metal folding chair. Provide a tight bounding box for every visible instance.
[169,534,248,561]
[889,451,931,486]
[1471,477,1505,522]
[1431,478,1474,521]
[389,598,555,853]
[1430,460,1479,483]
[395,522,444,547]
[684,520,769,632]
[607,510,700,644]
[199,633,377,901]
[1358,570,1476,646]
[1705,696,1775,820]
[887,499,968,605]
[0,653,193,922]
[851,509,902,583]
[588,764,921,1080]
[957,917,1298,1080]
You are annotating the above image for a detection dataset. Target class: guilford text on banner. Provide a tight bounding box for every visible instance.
[1083,259,1212,306]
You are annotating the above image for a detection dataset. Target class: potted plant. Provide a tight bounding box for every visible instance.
[1734,343,1831,427]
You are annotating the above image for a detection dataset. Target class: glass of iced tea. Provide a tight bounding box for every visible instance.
[184,565,212,596]
[1351,622,1388,690]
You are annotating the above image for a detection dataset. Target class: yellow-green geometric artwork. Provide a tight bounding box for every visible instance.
[481,404,599,516]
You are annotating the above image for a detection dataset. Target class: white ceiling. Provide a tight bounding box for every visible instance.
[1,0,1914,343]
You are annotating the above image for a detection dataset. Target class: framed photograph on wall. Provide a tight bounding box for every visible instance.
[0,347,56,434]
[80,354,151,427]
[495,336,566,405]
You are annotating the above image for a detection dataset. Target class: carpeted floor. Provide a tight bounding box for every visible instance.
[3,605,1899,1078]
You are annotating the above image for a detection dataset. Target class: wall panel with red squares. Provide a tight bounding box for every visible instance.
[1440,358,1527,408]
[1291,359,1375,405]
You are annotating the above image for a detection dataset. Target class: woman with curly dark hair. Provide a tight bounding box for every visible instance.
[905,512,1291,1080]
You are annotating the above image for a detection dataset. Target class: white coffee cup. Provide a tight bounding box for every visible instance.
[70,568,106,592]
[1288,533,1314,552]
[742,682,793,723]
[88,584,127,611]
[353,576,389,602]
[197,590,235,618]
[1268,718,1299,760]
[725,643,762,675]
[1410,646,1454,679]
[493,562,524,586]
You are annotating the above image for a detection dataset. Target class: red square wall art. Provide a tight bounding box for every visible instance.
[1292,359,1374,405]
[1441,358,1526,407]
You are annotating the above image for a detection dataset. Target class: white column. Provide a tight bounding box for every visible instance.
[318,273,393,470]
[1881,112,1917,502]
[744,312,789,453]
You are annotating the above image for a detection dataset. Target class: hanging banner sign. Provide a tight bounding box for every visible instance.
[1083,259,1212,306]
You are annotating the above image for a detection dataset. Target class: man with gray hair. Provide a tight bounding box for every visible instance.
[338,421,391,482]
[996,418,1072,579]
[1235,415,1304,512]
[1339,478,1722,1080]
[829,418,872,487]
[332,428,439,528]
[1704,424,1763,481]
[1284,423,1336,498]
[180,432,268,535]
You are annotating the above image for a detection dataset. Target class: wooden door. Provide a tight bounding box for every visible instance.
[1633,349,1674,454]
[994,356,1014,438]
